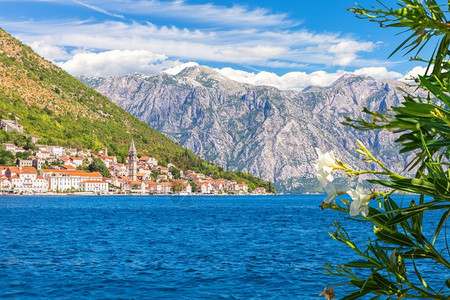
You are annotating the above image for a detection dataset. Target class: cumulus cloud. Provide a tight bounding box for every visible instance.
[215,66,404,90]
[401,66,429,81]
[0,0,403,80]
[57,49,175,77]
[217,68,345,90]
[328,41,377,66]
[353,67,403,80]
[29,39,70,61]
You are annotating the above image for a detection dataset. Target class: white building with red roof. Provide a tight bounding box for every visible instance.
[49,146,64,157]
[138,156,158,167]
[198,182,213,194]
[79,180,108,193]
[235,182,249,193]
[71,157,84,168]
[146,181,162,194]
[97,154,117,168]
[5,167,48,193]
[42,169,103,192]
[0,177,12,191]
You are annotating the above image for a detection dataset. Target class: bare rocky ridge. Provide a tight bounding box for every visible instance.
[80,66,416,192]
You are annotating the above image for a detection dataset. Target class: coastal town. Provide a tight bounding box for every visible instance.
[0,119,267,195]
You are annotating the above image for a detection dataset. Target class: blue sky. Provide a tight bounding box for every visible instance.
[0,0,432,89]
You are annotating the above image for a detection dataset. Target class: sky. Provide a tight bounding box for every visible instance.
[0,0,435,90]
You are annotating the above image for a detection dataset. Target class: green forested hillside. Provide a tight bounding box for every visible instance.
[0,28,273,192]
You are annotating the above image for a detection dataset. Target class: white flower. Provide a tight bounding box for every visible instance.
[323,182,337,203]
[348,186,371,217]
[315,148,338,187]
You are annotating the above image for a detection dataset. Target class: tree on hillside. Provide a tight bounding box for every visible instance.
[318,1,450,299]
[170,168,181,179]
[88,158,111,178]
[0,148,16,166]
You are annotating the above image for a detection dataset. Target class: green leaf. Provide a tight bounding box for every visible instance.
[432,209,450,245]
[402,248,435,259]
[412,259,431,290]
[374,228,415,247]
[386,211,421,226]
[346,260,380,269]
[425,140,450,148]
[419,75,450,107]
[341,289,370,300]
[371,273,399,293]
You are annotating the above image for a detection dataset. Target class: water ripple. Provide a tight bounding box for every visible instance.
[0,194,446,299]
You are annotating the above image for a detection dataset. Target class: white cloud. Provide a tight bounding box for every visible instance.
[57,49,174,77]
[401,66,429,81]
[328,41,377,66]
[5,18,381,73]
[29,39,70,61]
[4,0,292,28]
[0,0,398,79]
[353,67,403,80]
[217,68,345,90]
[85,0,294,28]
[73,0,125,19]
[328,40,375,54]
[215,66,404,90]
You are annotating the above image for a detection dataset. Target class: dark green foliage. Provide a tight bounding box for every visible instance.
[0,148,15,166]
[189,181,199,192]
[171,168,181,179]
[15,151,31,160]
[172,183,185,192]
[150,170,158,181]
[323,1,450,299]
[0,131,35,149]
[88,158,111,178]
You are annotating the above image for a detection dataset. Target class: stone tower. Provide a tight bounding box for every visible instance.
[128,139,137,182]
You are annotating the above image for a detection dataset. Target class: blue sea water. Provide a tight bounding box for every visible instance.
[0,194,447,299]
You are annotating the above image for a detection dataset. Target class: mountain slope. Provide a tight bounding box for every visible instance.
[81,66,417,193]
[0,28,271,191]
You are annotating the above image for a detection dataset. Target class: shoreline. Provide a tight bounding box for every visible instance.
[0,192,278,196]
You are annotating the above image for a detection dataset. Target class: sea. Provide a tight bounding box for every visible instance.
[0,194,447,299]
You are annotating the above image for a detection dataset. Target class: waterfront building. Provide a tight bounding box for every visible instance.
[79,180,109,193]
[41,169,103,192]
[146,181,162,194]
[235,182,249,193]
[5,167,48,194]
[0,177,12,191]
[253,187,266,194]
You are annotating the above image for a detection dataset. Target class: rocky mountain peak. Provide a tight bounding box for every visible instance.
[81,66,419,193]
[175,65,244,91]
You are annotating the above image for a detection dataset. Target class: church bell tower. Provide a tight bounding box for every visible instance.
[128,139,137,182]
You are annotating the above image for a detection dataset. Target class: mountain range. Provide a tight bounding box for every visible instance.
[80,66,417,193]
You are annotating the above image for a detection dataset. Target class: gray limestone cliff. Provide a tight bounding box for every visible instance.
[80,66,417,192]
